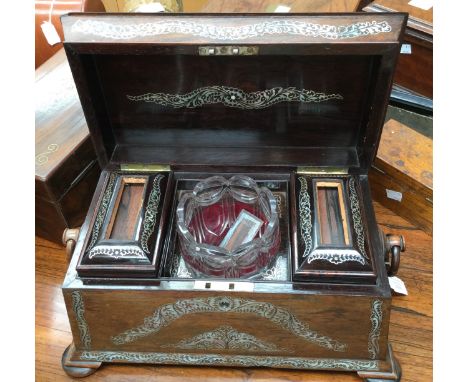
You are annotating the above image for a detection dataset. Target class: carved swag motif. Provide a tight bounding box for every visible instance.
[163,325,289,353]
[111,296,347,352]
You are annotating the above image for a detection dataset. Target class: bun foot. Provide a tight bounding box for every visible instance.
[62,344,101,378]
[358,345,401,382]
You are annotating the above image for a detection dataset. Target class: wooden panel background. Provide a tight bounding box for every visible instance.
[370,118,432,234]
[186,0,361,13]
[36,202,432,381]
[63,289,386,359]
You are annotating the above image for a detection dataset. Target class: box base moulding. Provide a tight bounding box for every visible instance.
[62,342,401,381]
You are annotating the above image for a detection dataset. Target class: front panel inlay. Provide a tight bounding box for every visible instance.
[111,296,347,352]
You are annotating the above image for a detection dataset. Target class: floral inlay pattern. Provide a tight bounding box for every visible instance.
[163,325,289,353]
[88,245,148,260]
[71,19,392,41]
[140,174,164,253]
[80,351,379,371]
[298,177,313,259]
[348,177,368,260]
[71,291,91,349]
[111,296,346,352]
[368,300,383,359]
[306,249,366,265]
[174,255,288,281]
[127,86,343,110]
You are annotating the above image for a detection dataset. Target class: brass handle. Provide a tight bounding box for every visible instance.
[62,227,80,261]
[384,233,405,276]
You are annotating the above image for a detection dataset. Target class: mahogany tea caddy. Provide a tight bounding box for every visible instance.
[60,12,407,381]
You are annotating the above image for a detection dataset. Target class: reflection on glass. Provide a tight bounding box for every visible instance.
[315,181,349,246]
[176,175,280,278]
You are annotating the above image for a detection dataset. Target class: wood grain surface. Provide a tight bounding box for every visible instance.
[363,0,432,31]
[370,118,433,234]
[377,119,432,191]
[194,0,361,13]
[363,0,432,98]
[35,202,432,381]
[106,178,146,240]
[104,0,361,14]
[35,48,100,244]
[35,49,90,183]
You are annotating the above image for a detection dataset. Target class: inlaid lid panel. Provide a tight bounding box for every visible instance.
[62,13,407,171]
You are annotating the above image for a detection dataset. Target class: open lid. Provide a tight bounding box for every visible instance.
[62,13,407,173]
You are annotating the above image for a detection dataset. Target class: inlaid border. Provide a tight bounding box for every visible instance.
[348,177,368,259]
[127,86,343,110]
[298,177,313,259]
[306,249,366,265]
[71,19,392,41]
[79,350,379,371]
[88,245,147,260]
[368,299,383,359]
[141,174,165,253]
[71,291,91,349]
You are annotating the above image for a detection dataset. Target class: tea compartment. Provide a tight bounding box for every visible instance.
[159,172,292,282]
[292,174,376,284]
[76,171,171,278]
[76,170,377,285]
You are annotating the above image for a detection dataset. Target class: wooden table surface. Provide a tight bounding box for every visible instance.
[187,0,361,13]
[35,202,432,381]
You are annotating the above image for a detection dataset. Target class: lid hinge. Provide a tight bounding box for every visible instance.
[296,166,348,175]
[120,163,171,172]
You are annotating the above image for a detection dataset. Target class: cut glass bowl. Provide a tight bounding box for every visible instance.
[176,175,280,278]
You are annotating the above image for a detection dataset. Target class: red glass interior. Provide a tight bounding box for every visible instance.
[188,201,266,246]
[183,200,280,277]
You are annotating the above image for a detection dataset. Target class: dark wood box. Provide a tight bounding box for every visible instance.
[364,0,433,100]
[35,49,100,243]
[370,118,432,234]
[59,12,408,381]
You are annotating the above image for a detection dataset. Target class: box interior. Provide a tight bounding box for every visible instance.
[63,13,406,285]
[72,50,387,172]
[158,173,292,282]
[77,170,377,284]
